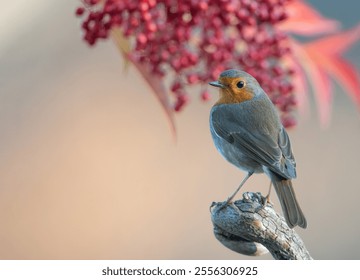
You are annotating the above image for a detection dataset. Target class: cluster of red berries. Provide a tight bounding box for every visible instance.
[76,0,297,127]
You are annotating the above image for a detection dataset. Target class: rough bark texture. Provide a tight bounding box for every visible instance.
[210,192,312,260]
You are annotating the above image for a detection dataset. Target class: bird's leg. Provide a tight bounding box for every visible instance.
[225,171,253,204]
[261,181,272,206]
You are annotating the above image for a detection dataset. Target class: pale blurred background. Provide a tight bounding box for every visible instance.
[0,1,359,260]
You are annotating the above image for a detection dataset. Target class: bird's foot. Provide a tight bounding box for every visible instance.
[260,181,273,207]
[260,194,273,208]
[213,193,237,211]
[217,198,233,210]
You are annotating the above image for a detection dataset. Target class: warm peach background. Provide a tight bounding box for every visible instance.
[0,1,359,259]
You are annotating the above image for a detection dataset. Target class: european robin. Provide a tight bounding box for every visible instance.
[209,69,307,229]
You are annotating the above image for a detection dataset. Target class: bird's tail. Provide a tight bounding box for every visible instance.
[271,176,307,229]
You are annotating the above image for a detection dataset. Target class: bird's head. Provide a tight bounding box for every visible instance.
[209,69,262,105]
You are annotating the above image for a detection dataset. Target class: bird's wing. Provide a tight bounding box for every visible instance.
[278,126,296,177]
[211,105,296,179]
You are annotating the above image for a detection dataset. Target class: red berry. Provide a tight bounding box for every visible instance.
[75,7,85,17]
[201,91,211,101]
[187,74,199,84]
[137,33,147,45]
[76,0,298,126]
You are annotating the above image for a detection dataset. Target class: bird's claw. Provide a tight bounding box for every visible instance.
[260,194,272,208]
[218,200,231,210]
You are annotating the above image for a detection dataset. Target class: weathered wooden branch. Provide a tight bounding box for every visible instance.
[210,192,312,260]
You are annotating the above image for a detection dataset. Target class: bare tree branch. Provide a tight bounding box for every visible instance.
[210,192,312,260]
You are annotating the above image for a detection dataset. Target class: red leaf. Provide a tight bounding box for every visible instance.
[303,24,360,56]
[111,29,176,137]
[302,25,360,111]
[291,25,360,126]
[279,0,340,36]
[325,58,360,109]
[285,42,310,117]
[292,64,309,117]
[128,54,176,135]
[298,46,333,126]
[307,58,333,126]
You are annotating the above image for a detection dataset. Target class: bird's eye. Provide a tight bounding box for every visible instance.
[236,81,245,88]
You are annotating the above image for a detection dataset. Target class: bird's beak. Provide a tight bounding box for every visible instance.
[209,81,225,88]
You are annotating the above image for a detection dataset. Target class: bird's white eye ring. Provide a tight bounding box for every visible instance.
[236,81,245,88]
